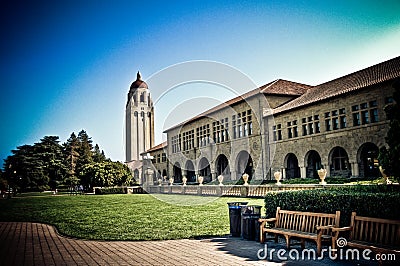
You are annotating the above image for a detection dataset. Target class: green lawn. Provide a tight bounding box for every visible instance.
[0,194,264,241]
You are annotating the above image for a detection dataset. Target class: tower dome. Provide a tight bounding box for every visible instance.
[130,71,148,91]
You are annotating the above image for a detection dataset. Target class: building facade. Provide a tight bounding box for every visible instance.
[139,57,400,184]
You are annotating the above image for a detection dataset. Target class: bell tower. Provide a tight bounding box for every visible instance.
[125,72,154,162]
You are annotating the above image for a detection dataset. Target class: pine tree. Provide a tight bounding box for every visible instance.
[35,136,66,189]
[63,132,80,182]
[93,144,107,163]
[76,130,94,190]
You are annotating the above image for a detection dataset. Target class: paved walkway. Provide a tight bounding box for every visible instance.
[0,222,380,265]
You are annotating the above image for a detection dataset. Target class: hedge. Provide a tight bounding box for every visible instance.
[94,187,127,195]
[264,185,400,226]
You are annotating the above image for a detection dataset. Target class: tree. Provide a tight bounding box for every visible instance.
[93,144,107,163]
[76,130,94,189]
[35,136,66,189]
[379,78,400,178]
[79,161,132,188]
[4,144,48,192]
[63,132,80,182]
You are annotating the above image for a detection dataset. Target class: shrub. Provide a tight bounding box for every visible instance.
[94,187,127,195]
[264,185,400,226]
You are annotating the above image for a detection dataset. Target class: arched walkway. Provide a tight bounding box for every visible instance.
[185,160,196,182]
[305,150,322,178]
[285,153,300,179]
[236,151,253,180]
[198,157,212,183]
[358,142,380,178]
[216,154,230,178]
[329,147,351,177]
[173,162,182,183]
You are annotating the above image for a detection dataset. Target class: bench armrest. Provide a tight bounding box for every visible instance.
[259,218,276,223]
[331,227,352,232]
[259,218,276,227]
[316,225,334,231]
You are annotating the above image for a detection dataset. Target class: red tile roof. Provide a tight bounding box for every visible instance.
[146,141,167,152]
[164,79,311,132]
[260,79,311,95]
[273,56,400,115]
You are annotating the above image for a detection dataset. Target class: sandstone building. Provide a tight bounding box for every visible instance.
[129,57,400,184]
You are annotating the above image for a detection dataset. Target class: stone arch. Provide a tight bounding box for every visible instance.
[357,142,380,178]
[173,162,182,183]
[198,157,212,183]
[235,150,254,181]
[305,150,322,178]
[284,153,300,179]
[329,146,351,177]
[215,154,230,179]
[185,160,196,183]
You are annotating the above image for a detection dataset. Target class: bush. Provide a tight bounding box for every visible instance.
[264,185,400,226]
[282,177,351,184]
[94,187,127,195]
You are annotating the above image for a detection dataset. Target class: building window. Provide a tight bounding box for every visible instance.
[212,118,228,143]
[361,110,369,124]
[196,124,210,147]
[302,124,307,136]
[325,109,346,131]
[277,124,282,140]
[325,119,331,131]
[287,120,299,138]
[273,124,282,141]
[353,113,360,126]
[301,116,317,136]
[352,101,378,126]
[314,115,320,133]
[162,153,166,162]
[232,110,252,139]
[182,130,194,151]
[371,109,379,123]
[172,134,181,153]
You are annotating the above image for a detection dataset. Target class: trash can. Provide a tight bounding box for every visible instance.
[241,205,262,240]
[227,202,248,237]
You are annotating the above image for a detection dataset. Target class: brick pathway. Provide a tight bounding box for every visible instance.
[0,222,271,265]
[0,222,380,265]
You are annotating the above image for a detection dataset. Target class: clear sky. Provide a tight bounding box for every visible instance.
[1,0,399,164]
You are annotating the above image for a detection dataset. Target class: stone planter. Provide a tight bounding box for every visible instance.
[182,176,187,186]
[317,169,327,185]
[242,173,249,186]
[218,175,224,186]
[198,176,204,186]
[169,177,174,186]
[274,171,282,185]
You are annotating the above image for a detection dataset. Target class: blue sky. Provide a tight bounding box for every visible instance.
[1,0,399,164]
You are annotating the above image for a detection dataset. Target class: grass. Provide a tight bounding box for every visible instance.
[0,193,264,241]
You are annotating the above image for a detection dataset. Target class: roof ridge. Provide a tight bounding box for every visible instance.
[272,56,400,115]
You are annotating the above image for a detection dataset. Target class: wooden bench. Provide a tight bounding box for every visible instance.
[332,212,400,259]
[259,207,340,256]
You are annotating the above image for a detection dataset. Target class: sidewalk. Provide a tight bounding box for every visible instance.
[0,222,378,265]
